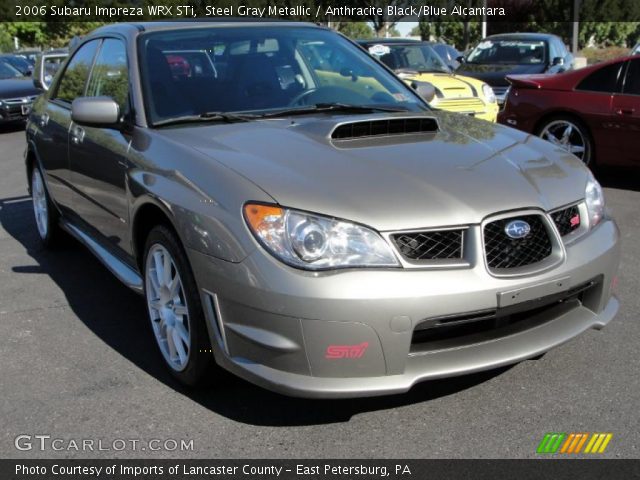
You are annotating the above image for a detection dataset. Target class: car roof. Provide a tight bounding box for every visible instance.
[358,38,423,46]
[87,19,320,38]
[484,32,558,42]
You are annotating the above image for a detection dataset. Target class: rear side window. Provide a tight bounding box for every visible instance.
[86,38,129,113]
[576,62,623,93]
[622,59,640,95]
[54,40,100,103]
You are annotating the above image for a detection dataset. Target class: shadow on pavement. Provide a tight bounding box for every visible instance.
[0,121,26,135]
[1,194,513,426]
[597,167,640,193]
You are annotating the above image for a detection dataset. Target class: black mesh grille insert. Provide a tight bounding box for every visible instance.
[552,205,581,236]
[484,215,552,269]
[392,230,463,261]
[331,117,438,140]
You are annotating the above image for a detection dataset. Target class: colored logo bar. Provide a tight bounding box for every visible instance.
[537,433,613,454]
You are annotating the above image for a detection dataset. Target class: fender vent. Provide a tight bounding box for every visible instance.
[331,117,439,140]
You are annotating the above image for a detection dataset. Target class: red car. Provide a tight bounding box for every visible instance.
[499,55,640,167]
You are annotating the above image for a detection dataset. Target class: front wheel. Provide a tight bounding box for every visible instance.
[143,225,215,386]
[31,166,63,247]
[537,116,593,166]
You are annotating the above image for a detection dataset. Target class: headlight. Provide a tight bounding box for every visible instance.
[585,173,605,227]
[482,84,496,104]
[244,203,400,270]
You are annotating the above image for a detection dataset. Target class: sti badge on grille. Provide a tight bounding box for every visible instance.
[505,220,531,239]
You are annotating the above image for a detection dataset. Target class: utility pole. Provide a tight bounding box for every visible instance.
[481,0,487,38]
[572,0,580,53]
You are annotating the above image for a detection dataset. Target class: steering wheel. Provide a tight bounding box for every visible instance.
[288,88,319,107]
[287,86,371,107]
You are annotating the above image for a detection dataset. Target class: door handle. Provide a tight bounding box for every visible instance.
[71,125,85,144]
[616,108,635,115]
[39,113,49,127]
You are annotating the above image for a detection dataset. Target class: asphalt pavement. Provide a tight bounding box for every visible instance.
[0,123,638,459]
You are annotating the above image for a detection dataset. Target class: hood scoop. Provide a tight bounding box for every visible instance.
[331,116,439,140]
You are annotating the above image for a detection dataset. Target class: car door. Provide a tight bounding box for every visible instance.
[34,40,99,213]
[610,58,640,165]
[69,37,132,251]
[572,60,625,162]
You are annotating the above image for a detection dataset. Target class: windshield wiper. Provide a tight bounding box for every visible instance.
[395,68,421,75]
[153,111,257,127]
[258,103,410,118]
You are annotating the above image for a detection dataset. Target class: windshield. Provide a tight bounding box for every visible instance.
[3,55,32,72]
[367,43,450,74]
[466,39,547,64]
[0,61,23,79]
[139,26,426,124]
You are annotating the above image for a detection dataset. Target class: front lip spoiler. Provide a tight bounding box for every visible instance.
[215,296,618,399]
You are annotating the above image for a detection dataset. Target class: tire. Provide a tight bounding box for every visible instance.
[143,225,215,386]
[31,165,64,248]
[536,115,594,167]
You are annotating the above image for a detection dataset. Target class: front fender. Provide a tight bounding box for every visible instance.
[128,169,257,264]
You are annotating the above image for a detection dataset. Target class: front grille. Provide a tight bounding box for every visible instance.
[392,229,463,261]
[436,97,485,112]
[3,95,38,105]
[331,117,438,140]
[552,205,581,236]
[493,86,509,96]
[483,214,552,269]
[410,278,600,353]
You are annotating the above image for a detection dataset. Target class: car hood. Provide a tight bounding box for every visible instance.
[399,72,485,99]
[0,78,39,98]
[158,111,588,231]
[456,63,548,86]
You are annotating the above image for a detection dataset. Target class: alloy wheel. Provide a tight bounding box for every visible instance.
[539,120,589,164]
[145,244,192,372]
[31,169,49,239]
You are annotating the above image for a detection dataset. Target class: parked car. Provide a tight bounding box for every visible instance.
[358,39,499,121]
[16,49,41,64]
[0,54,35,76]
[499,55,640,167]
[32,49,69,91]
[632,43,640,55]
[432,42,463,70]
[0,62,39,124]
[26,21,619,398]
[457,33,574,105]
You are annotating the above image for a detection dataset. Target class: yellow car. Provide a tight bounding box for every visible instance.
[358,39,499,122]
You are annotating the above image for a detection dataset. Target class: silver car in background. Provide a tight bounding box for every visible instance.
[25,22,619,398]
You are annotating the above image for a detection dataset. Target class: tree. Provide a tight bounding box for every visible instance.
[353,0,408,36]
[335,22,374,40]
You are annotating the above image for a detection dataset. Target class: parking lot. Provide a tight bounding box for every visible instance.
[0,122,638,459]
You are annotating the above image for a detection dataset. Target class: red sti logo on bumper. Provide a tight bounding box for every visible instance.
[570,214,581,227]
[325,342,369,359]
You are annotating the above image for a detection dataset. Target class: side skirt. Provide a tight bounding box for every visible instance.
[60,219,144,295]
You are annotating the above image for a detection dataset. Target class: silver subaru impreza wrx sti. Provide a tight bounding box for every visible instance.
[25,21,619,398]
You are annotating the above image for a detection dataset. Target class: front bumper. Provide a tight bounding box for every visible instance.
[0,101,32,123]
[189,218,620,398]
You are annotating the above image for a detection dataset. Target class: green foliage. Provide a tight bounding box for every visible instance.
[335,22,374,40]
[417,22,482,50]
[580,46,630,63]
[0,27,14,52]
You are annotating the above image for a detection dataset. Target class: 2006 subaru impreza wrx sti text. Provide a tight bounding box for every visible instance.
[25,21,620,398]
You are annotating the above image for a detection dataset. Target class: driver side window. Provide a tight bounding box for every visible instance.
[53,40,100,104]
[86,39,129,115]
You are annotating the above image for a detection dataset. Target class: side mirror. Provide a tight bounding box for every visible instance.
[552,57,564,66]
[456,55,466,64]
[411,81,436,103]
[71,97,120,127]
